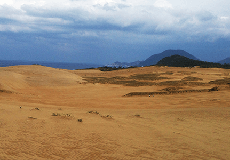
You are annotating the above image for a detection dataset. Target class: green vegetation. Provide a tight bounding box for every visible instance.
[98,66,137,71]
[156,55,230,69]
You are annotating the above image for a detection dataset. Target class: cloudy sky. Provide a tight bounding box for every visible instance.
[0,0,230,64]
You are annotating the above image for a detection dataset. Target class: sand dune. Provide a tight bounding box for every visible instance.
[0,65,230,159]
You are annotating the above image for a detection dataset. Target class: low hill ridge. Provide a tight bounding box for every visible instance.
[156,55,228,68]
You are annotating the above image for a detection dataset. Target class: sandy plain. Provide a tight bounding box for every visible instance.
[0,65,230,160]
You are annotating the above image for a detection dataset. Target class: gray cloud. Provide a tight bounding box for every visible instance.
[93,2,130,11]
[1,0,229,42]
[0,0,230,64]
[195,11,216,22]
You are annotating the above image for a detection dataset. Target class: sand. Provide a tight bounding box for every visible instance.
[0,65,229,159]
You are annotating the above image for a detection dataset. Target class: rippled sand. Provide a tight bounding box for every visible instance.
[0,65,229,159]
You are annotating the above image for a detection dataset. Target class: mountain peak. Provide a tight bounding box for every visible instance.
[139,50,199,66]
[106,50,199,68]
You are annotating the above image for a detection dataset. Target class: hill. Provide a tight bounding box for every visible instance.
[156,54,229,68]
[139,50,199,66]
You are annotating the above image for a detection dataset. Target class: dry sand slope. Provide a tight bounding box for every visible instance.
[0,65,230,160]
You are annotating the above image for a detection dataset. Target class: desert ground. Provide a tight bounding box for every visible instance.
[0,65,230,160]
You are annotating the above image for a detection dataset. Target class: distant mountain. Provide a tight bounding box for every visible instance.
[106,50,199,68]
[218,57,230,64]
[139,50,199,66]
[156,55,223,68]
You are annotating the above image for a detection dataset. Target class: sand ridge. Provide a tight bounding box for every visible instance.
[0,65,230,159]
